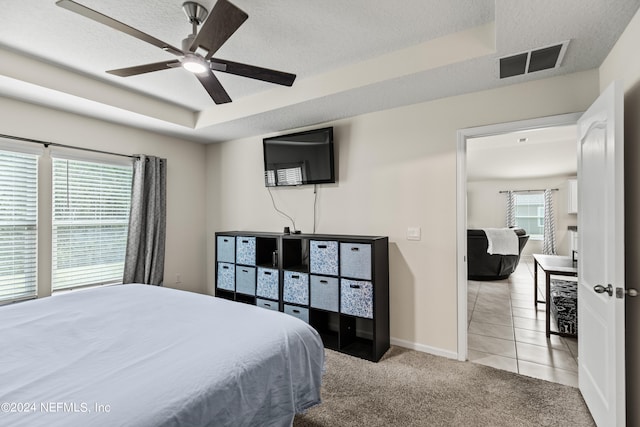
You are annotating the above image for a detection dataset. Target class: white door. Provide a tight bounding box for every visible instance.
[577,81,625,426]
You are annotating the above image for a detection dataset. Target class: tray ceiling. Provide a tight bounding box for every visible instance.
[0,0,638,143]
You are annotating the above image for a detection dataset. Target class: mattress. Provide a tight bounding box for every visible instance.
[0,284,324,427]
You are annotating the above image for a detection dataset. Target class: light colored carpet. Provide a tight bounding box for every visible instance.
[294,346,595,427]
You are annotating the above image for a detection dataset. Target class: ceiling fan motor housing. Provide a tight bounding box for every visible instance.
[182,34,197,52]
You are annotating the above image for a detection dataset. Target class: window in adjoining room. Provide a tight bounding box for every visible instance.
[52,158,133,290]
[0,150,38,303]
[514,193,544,239]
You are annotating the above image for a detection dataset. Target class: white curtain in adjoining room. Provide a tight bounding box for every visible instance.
[505,191,515,227]
[543,189,557,255]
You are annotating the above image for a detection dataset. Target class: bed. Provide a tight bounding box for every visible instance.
[0,284,324,427]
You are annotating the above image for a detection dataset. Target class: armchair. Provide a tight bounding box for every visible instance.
[467,228,529,281]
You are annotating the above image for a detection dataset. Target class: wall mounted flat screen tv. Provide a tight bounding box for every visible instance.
[263,127,335,187]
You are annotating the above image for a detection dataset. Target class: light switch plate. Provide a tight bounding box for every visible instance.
[407,227,421,241]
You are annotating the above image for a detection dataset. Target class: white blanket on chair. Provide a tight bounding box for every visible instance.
[482,228,519,255]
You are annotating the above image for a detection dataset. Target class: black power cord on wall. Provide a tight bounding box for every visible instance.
[267,184,319,235]
[267,186,297,232]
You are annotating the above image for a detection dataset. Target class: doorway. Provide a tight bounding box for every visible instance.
[456,113,582,386]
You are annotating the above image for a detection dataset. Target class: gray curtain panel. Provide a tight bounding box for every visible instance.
[123,155,167,285]
[543,189,557,255]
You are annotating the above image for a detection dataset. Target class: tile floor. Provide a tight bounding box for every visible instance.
[467,256,579,387]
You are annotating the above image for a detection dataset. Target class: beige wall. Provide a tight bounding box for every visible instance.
[0,96,207,296]
[206,69,599,355]
[599,7,640,426]
[467,176,578,257]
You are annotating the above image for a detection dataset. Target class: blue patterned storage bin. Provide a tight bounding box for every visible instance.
[216,262,235,291]
[216,235,235,263]
[283,271,309,305]
[235,266,256,295]
[340,243,372,280]
[340,279,373,319]
[256,298,279,312]
[310,240,339,276]
[310,275,339,312]
[236,236,256,265]
[284,304,309,323]
[257,267,279,300]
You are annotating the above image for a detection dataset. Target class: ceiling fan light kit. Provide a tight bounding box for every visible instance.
[55,0,297,104]
[181,54,208,74]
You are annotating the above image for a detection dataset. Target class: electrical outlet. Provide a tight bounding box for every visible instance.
[175,274,182,284]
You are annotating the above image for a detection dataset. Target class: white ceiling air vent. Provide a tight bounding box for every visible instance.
[499,40,570,79]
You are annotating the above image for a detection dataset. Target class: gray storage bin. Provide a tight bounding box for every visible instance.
[256,267,279,300]
[340,279,373,319]
[216,262,235,291]
[256,298,279,311]
[283,271,309,305]
[310,275,339,312]
[340,243,372,280]
[235,266,256,295]
[216,236,235,263]
[236,236,256,265]
[310,240,339,276]
[284,304,309,323]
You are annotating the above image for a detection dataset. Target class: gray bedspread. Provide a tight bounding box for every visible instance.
[0,284,324,426]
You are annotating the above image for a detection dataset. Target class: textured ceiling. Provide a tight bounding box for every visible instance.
[0,0,638,143]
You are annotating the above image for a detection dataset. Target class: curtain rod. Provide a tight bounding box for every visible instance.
[0,133,138,160]
[499,188,559,194]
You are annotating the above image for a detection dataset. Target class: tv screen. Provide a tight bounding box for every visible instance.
[263,127,335,187]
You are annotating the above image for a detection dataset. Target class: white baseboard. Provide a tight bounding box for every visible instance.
[390,337,458,360]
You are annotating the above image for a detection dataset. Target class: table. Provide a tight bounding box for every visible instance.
[533,254,578,337]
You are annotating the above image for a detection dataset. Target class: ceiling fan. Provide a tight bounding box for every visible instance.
[55,0,296,104]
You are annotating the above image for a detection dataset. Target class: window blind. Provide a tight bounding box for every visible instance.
[0,150,38,303]
[52,158,133,290]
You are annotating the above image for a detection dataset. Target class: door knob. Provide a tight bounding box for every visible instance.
[594,284,613,296]
[627,288,638,297]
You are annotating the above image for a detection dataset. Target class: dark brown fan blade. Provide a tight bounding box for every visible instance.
[56,0,183,56]
[195,70,232,104]
[190,0,248,58]
[107,60,181,77]
[210,58,296,86]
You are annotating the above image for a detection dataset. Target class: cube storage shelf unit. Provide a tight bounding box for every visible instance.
[215,231,390,362]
